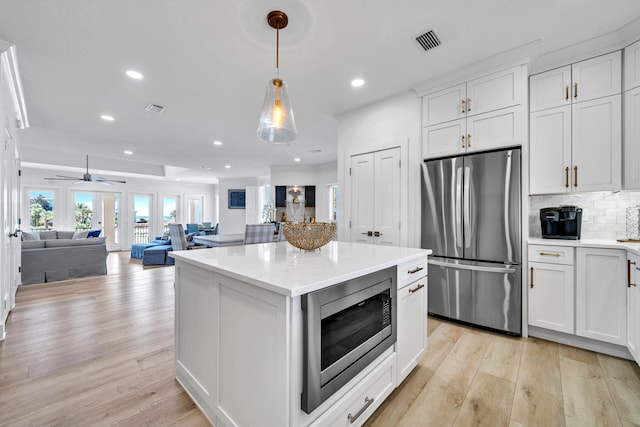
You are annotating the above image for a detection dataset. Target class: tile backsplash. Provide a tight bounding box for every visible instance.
[529,191,640,240]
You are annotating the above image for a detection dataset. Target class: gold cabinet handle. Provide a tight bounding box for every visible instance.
[574,166,578,187]
[565,166,569,188]
[467,133,471,148]
[461,99,466,113]
[530,267,534,289]
[409,283,425,294]
[461,134,465,148]
[467,97,471,112]
[540,252,561,257]
[574,82,578,99]
[629,260,637,288]
[408,266,424,274]
[565,84,569,100]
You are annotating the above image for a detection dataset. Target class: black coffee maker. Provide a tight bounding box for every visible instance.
[540,205,583,240]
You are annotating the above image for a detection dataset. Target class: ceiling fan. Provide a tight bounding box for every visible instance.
[44,155,127,185]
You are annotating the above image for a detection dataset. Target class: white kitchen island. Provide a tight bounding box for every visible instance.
[169,241,431,427]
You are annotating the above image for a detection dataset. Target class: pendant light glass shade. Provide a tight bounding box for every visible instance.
[257,78,297,144]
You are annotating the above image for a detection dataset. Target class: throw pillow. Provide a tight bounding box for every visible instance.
[87,230,101,238]
[21,231,40,241]
[57,231,75,239]
[73,230,89,239]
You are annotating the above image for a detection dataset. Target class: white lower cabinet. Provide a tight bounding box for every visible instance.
[397,277,427,383]
[576,248,627,345]
[627,253,640,365]
[528,261,575,334]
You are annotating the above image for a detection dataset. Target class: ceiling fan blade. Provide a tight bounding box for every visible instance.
[44,176,78,180]
[56,174,82,179]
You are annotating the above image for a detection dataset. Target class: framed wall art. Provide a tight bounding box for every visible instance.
[228,189,246,209]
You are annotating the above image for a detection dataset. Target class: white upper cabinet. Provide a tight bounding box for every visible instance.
[625,39,640,91]
[571,52,622,103]
[625,86,640,189]
[571,95,622,192]
[422,83,466,126]
[530,52,621,113]
[421,64,524,158]
[529,51,622,195]
[624,41,640,190]
[530,66,572,112]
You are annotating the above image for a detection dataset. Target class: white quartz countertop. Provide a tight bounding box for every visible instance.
[169,241,432,297]
[528,238,640,256]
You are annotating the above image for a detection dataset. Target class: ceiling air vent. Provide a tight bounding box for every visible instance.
[415,30,441,52]
[145,103,165,114]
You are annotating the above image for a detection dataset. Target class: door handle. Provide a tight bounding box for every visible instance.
[9,228,21,238]
[574,82,578,98]
[408,266,424,274]
[628,260,637,288]
[461,99,466,113]
[574,166,578,187]
[467,97,471,112]
[374,231,382,237]
[361,231,373,237]
[461,134,465,148]
[467,134,471,148]
[463,166,471,249]
[565,84,569,100]
[565,167,569,188]
[429,259,516,274]
[530,267,534,288]
[540,252,561,257]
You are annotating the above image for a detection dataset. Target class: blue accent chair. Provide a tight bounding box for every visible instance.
[186,223,199,234]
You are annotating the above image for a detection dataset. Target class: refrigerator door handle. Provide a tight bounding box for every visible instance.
[455,167,463,249]
[463,166,471,249]
[429,258,516,274]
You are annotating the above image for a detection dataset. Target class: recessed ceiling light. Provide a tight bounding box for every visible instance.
[101,114,115,121]
[124,150,133,155]
[351,78,365,87]
[212,140,223,146]
[225,165,231,169]
[126,70,144,80]
[294,158,301,162]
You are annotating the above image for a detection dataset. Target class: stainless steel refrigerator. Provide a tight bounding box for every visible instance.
[421,148,522,335]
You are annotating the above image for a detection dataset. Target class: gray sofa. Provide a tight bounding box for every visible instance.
[21,230,108,285]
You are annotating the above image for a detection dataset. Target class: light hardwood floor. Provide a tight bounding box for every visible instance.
[1,251,640,426]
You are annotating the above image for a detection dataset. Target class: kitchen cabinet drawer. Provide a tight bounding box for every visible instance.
[528,244,574,265]
[397,257,428,288]
[309,352,396,427]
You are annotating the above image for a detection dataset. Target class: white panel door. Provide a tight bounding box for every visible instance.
[571,94,622,192]
[373,148,400,246]
[625,39,640,91]
[466,65,522,116]
[422,119,466,159]
[576,248,627,345]
[530,106,572,194]
[625,86,640,189]
[422,83,466,126]
[350,153,374,244]
[528,262,574,334]
[466,106,522,153]
[571,51,622,103]
[529,65,572,112]
[627,254,640,366]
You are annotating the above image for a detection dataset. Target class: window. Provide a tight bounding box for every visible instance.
[186,195,204,224]
[74,193,94,230]
[28,190,55,231]
[133,194,152,243]
[162,196,178,234]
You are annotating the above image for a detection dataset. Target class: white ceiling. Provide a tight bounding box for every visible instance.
[2,0,640,183]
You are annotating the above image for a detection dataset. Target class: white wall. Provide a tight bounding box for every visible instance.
[336,91,421,247]
[270,162,337,223]
[21,167,217,248]
[218,177,258,234]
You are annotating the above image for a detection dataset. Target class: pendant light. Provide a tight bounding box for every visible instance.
[257,10,298,144]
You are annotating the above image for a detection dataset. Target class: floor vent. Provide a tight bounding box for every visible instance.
[415,30,441,51]
[145,103,165,114]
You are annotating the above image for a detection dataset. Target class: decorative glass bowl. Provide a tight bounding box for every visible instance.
[282,222,337,251]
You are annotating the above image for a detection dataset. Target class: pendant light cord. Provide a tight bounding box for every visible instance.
[276,25,280,79]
